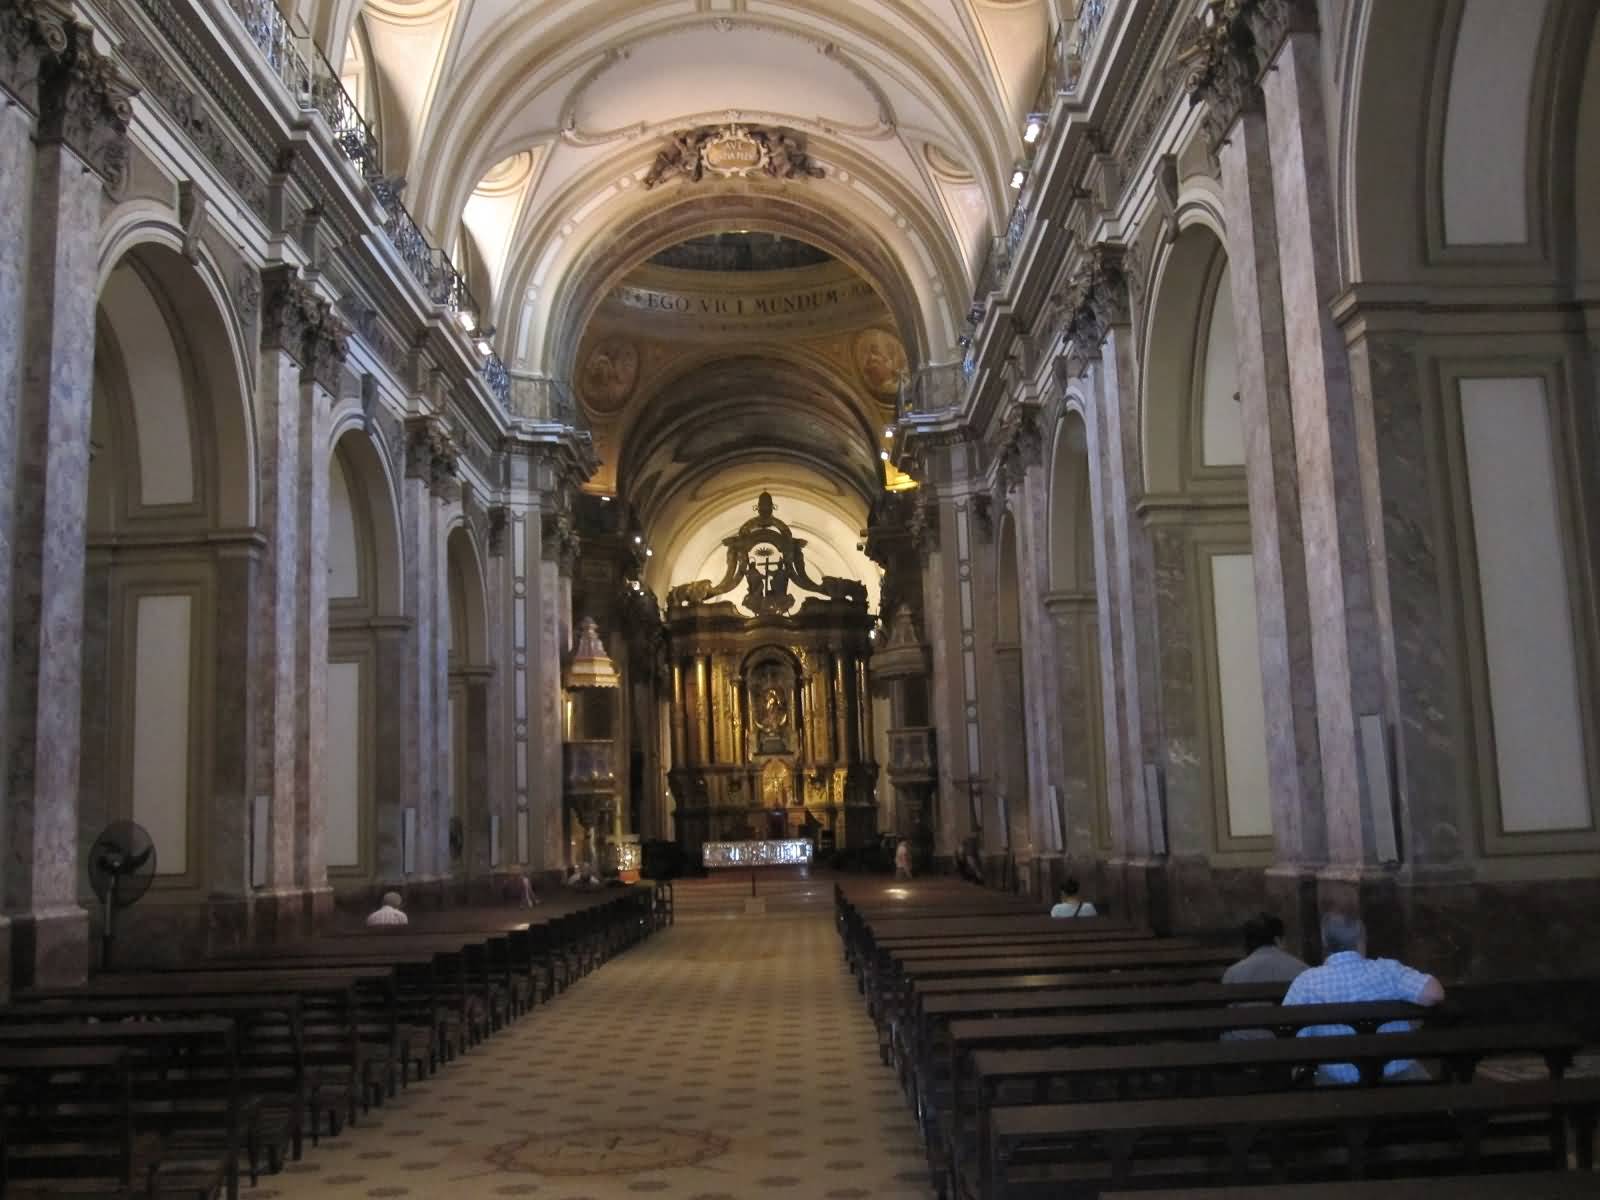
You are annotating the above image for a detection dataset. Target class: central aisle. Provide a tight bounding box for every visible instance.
[243,909,933,1200]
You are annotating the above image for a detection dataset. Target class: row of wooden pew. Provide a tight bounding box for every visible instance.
[0,885,659,1198]
[835,879,1598,1200]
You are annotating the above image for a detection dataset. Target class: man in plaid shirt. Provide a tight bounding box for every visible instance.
[1283,912,1446,1084]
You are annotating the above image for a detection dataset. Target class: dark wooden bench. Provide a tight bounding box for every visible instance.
[1103,1172,1600,1199]
[956,1024,1584,1199]
[0,1019,239,1200]
[983,1078,1600,1199]
[8,993,314,1165]
[1,1046,141,1196]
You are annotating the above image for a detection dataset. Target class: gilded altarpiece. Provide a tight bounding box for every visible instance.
[665,495,878,856]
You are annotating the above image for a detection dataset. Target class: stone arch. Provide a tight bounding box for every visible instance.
[1341,0,1597,282]
[1140,222,1241,496]
[92,228,255,529]
[328,422,405,618]
[78,240,259,914]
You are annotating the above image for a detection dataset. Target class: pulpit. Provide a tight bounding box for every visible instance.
[563,618,621,874]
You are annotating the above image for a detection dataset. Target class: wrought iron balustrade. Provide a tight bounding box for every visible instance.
[222,0,519,413]
[510,375,589,430]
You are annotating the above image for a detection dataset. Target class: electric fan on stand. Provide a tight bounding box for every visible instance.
[86,820,157,970]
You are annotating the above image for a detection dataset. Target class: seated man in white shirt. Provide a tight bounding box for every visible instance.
[1049,878,1097,918]
[1283,911,1445,1083]
[366,890,408,926]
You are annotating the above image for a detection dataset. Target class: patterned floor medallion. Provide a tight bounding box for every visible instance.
[485,1126,730,1176]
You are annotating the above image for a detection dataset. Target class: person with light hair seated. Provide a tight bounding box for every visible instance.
[1283,911,1445,1083]
[366,890,408,926]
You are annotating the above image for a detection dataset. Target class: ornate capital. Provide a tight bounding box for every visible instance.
[996,402,1043,493]
[9,2,137,191]
[404,414,458,497]
[260,267,350,390]
[969,493,994,543]
[1174,0,1316,152]
[541,509,579,575]
[1055,244,1129,374]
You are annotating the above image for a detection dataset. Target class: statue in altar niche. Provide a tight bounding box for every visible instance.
[749,659,794,755]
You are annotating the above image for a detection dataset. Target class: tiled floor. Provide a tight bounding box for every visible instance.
[243,910,933,1200]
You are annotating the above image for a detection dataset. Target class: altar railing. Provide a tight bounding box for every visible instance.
[701,839,815,869]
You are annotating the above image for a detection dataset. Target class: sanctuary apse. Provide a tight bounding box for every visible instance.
[3,0,1600,997]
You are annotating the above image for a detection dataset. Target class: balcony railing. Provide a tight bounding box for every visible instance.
[510,375,589,431]
[898,362,965,417]
[223,0,511,408]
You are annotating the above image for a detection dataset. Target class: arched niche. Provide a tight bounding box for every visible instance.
[1138,220,1270,857]
[994,508,1031,859]
[1046,407,1109,855]
[1141,223,1242,497]
[326,428,405,880]
[446,524,493,879]
[80,242,256,899]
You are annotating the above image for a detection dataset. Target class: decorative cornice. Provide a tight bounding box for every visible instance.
[7,2,138,191]
[260,266,350,391]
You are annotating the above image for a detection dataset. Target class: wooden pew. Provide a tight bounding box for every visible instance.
[957,1024,1584,1199]
[983,1078,1600,1199]
[5,993,307,1172]
[30,969,386,1132]
[0,1019,239,1200]
[1,1046,139,1196]
[1104,1173,1600,1200]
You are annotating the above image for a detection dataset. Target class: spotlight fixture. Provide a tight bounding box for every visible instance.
[600,495,612,502]
[880,450,890,461]
[455,309,476,331]
[645,548,654,557]
[883,427,895,439]
[633,534,642,544]
[1023,113,1046,145]
[475,337,492,356]
[1009,164,1027,190]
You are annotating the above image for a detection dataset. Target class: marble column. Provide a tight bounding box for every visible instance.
[3,24,134,988]
[1259,30,1389,869]
[256,268,346,931]
[1095,326,1164,861]
[1044,593,1100,857]
[399,416,448,893]
[1215,101,1328,942]
[207,540,263,940]
[371,623,411,881]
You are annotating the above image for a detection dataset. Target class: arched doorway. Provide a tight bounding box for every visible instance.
[80,242,254,950]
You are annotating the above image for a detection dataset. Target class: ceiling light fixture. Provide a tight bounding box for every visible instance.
[633,535,643,544]
[884,427,895,439]
[880,450,890,461]
[455,309,476,332]
[1009,164,1027,190]
[475,337,492,356]
[1023,113,1046,145]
